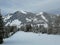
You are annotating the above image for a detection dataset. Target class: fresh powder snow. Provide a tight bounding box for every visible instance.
[3,31,60,45]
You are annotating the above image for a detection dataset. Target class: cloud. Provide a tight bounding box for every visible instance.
[0,0,60,13]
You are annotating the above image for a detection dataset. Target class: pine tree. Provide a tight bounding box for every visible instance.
[0,10,4,44]
[54,16,60,34]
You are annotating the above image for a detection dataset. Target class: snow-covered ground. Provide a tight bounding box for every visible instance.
[3,31,60,45]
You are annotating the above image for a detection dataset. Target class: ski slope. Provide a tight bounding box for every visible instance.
[3,31,60,45]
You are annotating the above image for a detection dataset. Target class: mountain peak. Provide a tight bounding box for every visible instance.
[14,11,20,14]
[20,10,27,14]
[14,10,27,14]
[39,12,44,15]
[36,12,44,15]
[36,12,47,15]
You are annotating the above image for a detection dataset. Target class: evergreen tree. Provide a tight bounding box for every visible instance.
[0,10,4,44]
[54,16,60,34]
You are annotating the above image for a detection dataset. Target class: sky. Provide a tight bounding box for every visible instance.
[0,0,60,14]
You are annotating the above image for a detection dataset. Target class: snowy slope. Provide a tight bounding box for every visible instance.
[10,19,22,26]
[36,12,48,22]
[4,14,12,22]
[5,19,22,28]
[41,14,48,22]
[26,18,32,22]
[3,31,60,45]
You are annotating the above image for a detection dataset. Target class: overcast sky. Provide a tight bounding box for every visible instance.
[0,0,60,14]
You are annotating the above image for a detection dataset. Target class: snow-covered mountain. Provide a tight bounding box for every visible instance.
[4,11,57,28]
